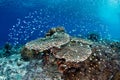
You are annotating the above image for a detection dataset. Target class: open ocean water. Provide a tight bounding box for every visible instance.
[0,0,120,80]
[0,0,119,45]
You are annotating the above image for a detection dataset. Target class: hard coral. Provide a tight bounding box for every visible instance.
[21,47,36,61]
[46,26,65,37]
[54,42,92,62]
[48,39,92,75]
[113,71,120,80]
[110,42,120,52]
[21,31,70,60]
[21,27,120,80]
[25,32,70,51]
[71,37,93,45]
[87,32,100,42]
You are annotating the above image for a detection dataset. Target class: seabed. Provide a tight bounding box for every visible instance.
[0,27,120,80]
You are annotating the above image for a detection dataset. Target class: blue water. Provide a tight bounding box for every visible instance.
[0,0,120,46]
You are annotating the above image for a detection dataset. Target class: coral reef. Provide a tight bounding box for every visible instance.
[0,54,29,80]
[87,32,100,42]
[25,32,70,51]
[21,31,70,60]
[22,60,62,80]
[112,71,120,80]
[4,42,12,54]
[53,42,92,62]
[109,42,120,52]
[62,43,120,80]
[0,27,120,80]
[0,43,22,58]
[71,37,93,45]
[20,27,120,80]
[46,26,65,37]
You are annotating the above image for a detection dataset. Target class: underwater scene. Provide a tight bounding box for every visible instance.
[0,0,120,80]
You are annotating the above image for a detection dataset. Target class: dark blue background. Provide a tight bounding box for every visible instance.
[0,0,120,46]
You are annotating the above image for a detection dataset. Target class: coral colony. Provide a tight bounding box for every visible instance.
[0,27,120,80]
[20,27,120,80]
[0,0,120,79]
